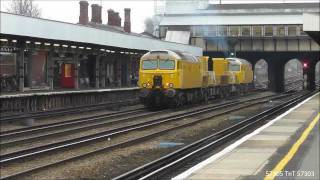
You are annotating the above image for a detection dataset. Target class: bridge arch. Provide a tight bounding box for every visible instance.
[253,59,268,89]
[284,59,303,91]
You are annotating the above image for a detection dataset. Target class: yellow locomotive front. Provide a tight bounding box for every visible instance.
[139,50,178,107]
[138,50,203,107]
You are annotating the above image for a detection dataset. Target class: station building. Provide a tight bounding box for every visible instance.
[0,1,202,93]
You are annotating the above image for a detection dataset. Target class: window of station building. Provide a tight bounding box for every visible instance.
[193,26,204,37]
[252,26,262,36]
[265,26,274,36]
[218,26,228,36]
[202,26,209,37]
[25,50,48,88]
[276,26,286,36]
[288,25,297,36]
[229,26,240,37]
[0,52,16,76]
[207,26,217,37]
[241,26,251,36]
[0,52,18,91]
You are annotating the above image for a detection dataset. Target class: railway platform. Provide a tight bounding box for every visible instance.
[0,87,139,98]
[173,93,319,180]
[0,87,139,114]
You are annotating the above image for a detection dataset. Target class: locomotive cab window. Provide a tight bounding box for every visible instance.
[159,60,175,70]
[229,63,240,71]
[142,60,158,70]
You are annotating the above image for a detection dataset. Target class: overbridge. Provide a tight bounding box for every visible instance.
[155,2,320,91]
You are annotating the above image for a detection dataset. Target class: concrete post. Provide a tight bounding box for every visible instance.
[18,48,25,92]
[74,53,79,89]
[95,55,100,88]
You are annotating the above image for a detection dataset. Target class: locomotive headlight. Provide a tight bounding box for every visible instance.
[147,82,151,87]
[142,83,147,88]
[168,83,174,88]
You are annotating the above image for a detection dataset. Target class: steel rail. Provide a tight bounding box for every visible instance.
[2,92,300,179]
[0,91,272,144]
[0,101,239,165]
[113,91,312,180]
[0,93,292,165]
[0,107,145,137]
[0,110,160,147]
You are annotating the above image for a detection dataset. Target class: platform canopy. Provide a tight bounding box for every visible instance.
[0,12,202,56]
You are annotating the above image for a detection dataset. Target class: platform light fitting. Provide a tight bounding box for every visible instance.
[71,45,77,49]
[53,44,60,47]
[100,49,105,51]
[86,47,91,50]
[79,46,84,49]
[62,45,68,48]
[110,50,115,53]
[12,40,17,43]
[26,41,31,44]
[35,42,41,45]
[0,39,8,42]
[106,50,111,52]
[44,43,51,46]
[120,51,124,54]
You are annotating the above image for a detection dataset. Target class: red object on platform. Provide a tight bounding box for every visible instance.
[60,63,75,88]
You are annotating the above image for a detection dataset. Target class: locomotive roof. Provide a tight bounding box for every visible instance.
[226,57,251,65]
[141,50,199,62]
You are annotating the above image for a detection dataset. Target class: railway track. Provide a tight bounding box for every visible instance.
[0,107,155,146]
[0,92,296,179]
[0,90,266,143]
[113,91,313,180]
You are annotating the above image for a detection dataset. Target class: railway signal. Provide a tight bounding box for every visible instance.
[302,59,310,71]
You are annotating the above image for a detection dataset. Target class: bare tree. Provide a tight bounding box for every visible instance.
[7,0,41,18]
[144,17,154,34]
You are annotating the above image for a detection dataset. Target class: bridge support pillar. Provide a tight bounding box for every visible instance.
[306,62,316,90]
[268,60,285,92]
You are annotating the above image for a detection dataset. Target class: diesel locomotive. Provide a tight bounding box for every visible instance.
[138,50,253,108]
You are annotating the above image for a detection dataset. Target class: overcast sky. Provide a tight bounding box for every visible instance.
[1,0,319,33]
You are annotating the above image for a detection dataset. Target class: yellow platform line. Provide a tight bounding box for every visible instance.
[264,112,320,180]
